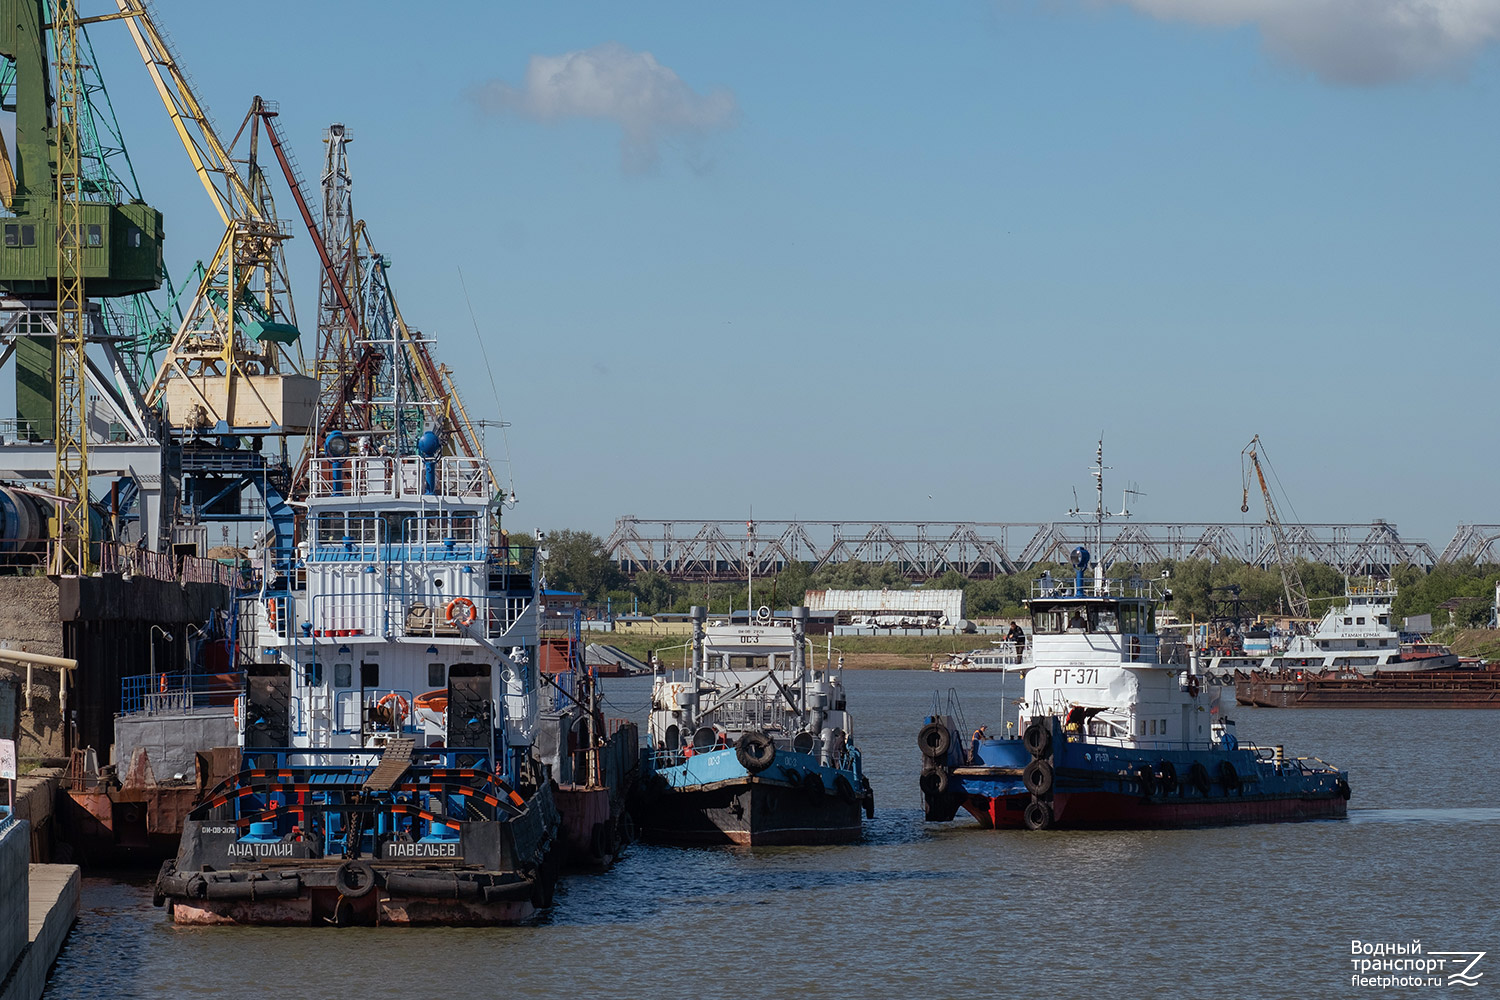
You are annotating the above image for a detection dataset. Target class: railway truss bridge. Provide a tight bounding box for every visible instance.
[601,517,1496,583]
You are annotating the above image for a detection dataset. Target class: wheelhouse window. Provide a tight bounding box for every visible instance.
[316,512,346,544]
[1032,604,1118,633]
[346,510,377,544]
[451,510,479,542]
[1032,608,1067,634]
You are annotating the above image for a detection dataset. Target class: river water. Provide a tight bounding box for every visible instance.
[43,671,1500,999]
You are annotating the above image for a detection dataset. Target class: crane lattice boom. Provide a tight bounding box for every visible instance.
[1242,434,1310,618]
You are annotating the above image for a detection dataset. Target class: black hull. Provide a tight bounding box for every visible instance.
[635,777,863,846]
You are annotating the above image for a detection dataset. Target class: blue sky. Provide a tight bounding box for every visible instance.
[78,1,1500,548]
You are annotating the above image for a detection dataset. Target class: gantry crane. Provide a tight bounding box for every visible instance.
[1241,434,1310,619]
[0,0,170,568]
[116,0,312,440]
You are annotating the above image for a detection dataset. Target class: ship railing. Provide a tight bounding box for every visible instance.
[257,593,293,639]
[97,541,237,588]
[399,593,531,639]
[703,693,792,733]
[310,456,397,499]
[235,747,495,772]
[308,456,494,501]
[189,750,510,833]
[395,456,492,500]
[1067,733,1226,753]
[1031,577,1161,599]
[649,730,845,769]
[288,591,531,641]
[119,670,245,716]
[306,590,386,638]
[1157,639,1192,665]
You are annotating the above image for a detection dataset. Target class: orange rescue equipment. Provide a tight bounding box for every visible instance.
[414,689,448,715]
[445,597,478,626]
[376,692,411,727]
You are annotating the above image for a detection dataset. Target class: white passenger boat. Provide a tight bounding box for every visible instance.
[1209,581,1458,676]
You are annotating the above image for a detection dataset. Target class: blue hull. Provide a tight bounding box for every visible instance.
[921,718,1349,830]
[634,747,872,845]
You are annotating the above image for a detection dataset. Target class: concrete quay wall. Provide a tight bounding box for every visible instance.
[0,862,79,1000]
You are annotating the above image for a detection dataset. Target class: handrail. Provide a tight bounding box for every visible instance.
[120,670,244,715]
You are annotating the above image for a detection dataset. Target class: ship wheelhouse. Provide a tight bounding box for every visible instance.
[1022,574,1205,749]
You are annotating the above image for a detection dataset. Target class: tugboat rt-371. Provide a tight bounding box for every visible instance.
[920,549,1350,830]
[631,606,874,846]
[918,445,1349,831]
[918,548,1356,827]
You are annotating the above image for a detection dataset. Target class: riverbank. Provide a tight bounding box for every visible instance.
[1449,628,1500,660]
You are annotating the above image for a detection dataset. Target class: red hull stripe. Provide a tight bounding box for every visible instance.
[964,791,1347,829]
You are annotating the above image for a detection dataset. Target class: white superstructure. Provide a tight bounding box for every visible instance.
[1015,567,1208,748]
[1209,581,1458,675]
[243,442,543,775]
[648,611,852,761]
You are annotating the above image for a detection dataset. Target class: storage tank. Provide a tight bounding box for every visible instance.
[0,486,50,562]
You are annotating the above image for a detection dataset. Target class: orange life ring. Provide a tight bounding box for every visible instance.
[159,673,169,693]
[376,692,411,725]
[445,597,477,626]
[233,696,243,725]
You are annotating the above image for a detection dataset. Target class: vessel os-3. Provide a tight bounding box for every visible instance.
[631,606,874,845]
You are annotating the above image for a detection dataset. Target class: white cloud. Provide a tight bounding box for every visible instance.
[470,43,737,171]
[1105,0,1500,84]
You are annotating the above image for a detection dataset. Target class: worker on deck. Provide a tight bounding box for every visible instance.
[1007,622,1026,656]
[970,724,988,761]
[1064,705,1087,736]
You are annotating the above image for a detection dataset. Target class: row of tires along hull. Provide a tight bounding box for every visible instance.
[919,719,1349,831]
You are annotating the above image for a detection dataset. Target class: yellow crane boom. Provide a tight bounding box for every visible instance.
[1242,435,1310,618]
